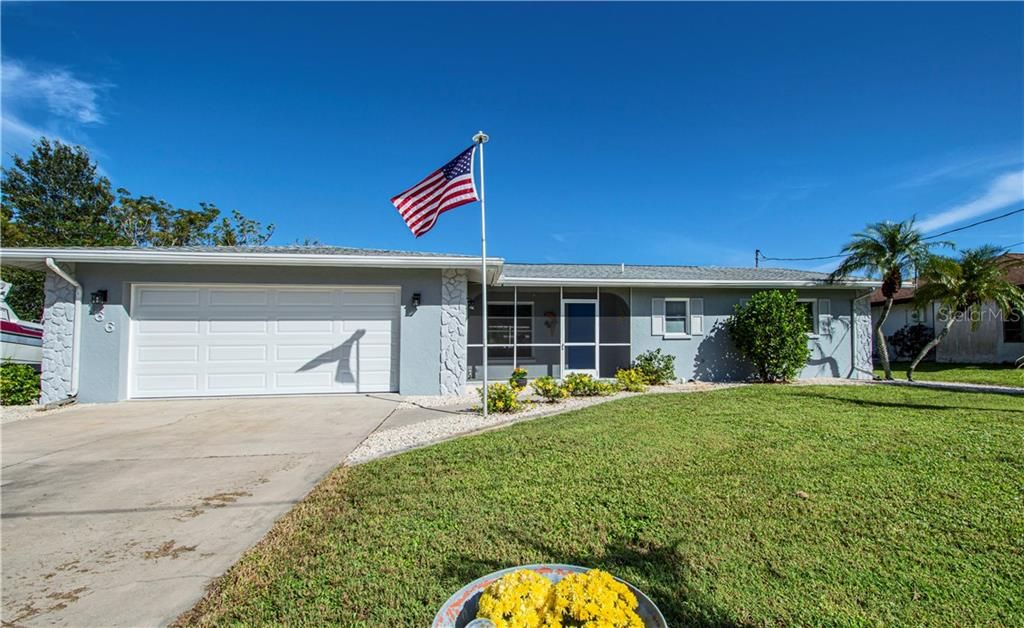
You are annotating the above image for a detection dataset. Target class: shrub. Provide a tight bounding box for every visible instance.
[531,376,568,403]
[887,324,935,361]
[477,382,525,414]
[615,367,647,392]
[632,349,676,385]
[563,372,616,397]
[1,362,40,406]
[725,290,811,383]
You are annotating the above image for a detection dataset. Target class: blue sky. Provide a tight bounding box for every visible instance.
[2,2,1022,270]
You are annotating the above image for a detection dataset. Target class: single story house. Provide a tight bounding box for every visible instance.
[1,246,878,404]
[870,253,1024,364]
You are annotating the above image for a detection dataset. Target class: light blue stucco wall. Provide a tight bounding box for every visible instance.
[630,288,864,381]
[72,263,445,402]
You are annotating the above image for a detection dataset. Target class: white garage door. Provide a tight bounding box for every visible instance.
[129,284,400,398]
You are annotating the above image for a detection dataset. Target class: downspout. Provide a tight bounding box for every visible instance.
[45,258,82,398]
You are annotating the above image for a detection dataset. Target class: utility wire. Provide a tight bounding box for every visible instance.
[757,207,1024,265]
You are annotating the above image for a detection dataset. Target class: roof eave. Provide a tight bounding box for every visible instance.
[496,276,881,289]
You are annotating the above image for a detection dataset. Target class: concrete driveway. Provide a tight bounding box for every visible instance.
[1,395,398,627]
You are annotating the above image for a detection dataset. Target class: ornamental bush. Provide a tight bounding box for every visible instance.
[563,372,616,397]
[632,349,676,385]
[615,367,647,392]
[888,324,935,361]
[531,376,568,402]
[477,382,525,414]
[725,289,811,383]
[1,362,40,406]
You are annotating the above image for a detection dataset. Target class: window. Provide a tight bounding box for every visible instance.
[665,298,688,336]
[1004,306,1024,343]
[797,299,817,335]
[487,302,533,358]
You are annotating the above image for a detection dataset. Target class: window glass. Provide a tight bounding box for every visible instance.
[797,301,815,333]
[599,290,630,343]
[1004,306,1024,343]
[665,299,687,334]
[487,302,533,357]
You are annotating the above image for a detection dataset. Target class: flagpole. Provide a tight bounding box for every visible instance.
[473,131,489,418]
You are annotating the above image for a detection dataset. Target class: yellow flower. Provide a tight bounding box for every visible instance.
[477,568,644,628]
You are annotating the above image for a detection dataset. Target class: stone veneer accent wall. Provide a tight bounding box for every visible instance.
[41,269,77,404]
[852,293,874,379]
[439,269,468,395]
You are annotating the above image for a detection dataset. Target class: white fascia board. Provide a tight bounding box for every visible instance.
[0,248,504,271]
[496,276,882,289]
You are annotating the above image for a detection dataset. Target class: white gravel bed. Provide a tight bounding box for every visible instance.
[346,382,741,465]
[0,402,78,424]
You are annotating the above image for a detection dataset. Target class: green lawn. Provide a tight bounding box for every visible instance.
[180,386,1023,627]
[876,361,1024,387]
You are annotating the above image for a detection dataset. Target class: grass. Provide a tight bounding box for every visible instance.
[875,361,1024,387]
[180,385,1023,627]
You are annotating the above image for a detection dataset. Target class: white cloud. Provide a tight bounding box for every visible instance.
[1,58,109,159]
[2,58,105,124]
[917,170,1024,233]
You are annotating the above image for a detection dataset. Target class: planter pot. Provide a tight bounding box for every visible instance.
[512,377,528,388]
[432,563,667,628]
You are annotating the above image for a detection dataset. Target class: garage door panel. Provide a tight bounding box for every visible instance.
[207,372,267,392]
[209,289,269,307]
[136,373,199,394]
[136,345,199,364]
[207,345,267,362]
[136,287,200,307]
[277,289,337,306]
[130,285,399,398]
[208,319,268,334]
[276,319,335,334]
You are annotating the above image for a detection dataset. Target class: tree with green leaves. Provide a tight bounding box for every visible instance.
[726,290,812,383]
[829,219,947,380]
[2,137,279,319]
[907,247,1024,381]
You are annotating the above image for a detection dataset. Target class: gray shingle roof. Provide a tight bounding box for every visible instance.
[501,263,837,283]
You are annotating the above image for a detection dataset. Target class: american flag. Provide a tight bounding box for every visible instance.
[391,146,478,237]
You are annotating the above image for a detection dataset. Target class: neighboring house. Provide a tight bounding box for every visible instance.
[870,253,1024,364]
[1,246,878,404]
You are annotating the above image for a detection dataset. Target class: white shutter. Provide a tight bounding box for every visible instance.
[818,298,831,336]
[690,298,704,335]
[651,298,665,336]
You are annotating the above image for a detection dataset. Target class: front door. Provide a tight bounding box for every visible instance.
[562,299,597,376]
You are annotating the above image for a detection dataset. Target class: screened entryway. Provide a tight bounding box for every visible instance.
[467,285,631,381]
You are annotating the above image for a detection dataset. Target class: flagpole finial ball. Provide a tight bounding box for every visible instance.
[473,131,489,144]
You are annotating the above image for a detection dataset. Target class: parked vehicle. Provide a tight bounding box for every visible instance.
[0,281,43,369]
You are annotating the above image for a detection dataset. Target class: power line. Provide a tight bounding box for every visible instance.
[922,207,1023,240]
[756,207,1024,267]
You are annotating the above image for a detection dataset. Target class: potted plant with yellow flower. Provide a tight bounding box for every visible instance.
[509,367,528,390]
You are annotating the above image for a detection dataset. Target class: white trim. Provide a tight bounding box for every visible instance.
[2,248,503,271]
[663,297,691,339]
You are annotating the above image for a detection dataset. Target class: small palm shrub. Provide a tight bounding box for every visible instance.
[563,373,616,397]
[1,362,40,406]
[531,376,568,402]
[615,368,647,392]
[477,382,525,414]
[726,290,811,383]
[632,349,676,385]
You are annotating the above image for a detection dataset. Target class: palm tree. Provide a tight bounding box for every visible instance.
[829,219,945,379]
[907,246,1024,380]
